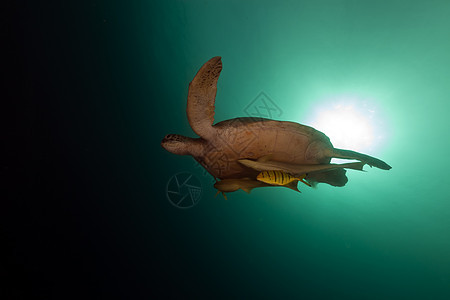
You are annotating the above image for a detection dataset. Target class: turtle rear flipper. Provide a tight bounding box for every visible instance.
[332,148,392,170]
[187,56,222,140]
[306,169,349,187]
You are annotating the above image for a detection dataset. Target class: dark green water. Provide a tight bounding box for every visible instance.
[8,0,450,298]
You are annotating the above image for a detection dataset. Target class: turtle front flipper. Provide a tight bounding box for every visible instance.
[187,56,222,140]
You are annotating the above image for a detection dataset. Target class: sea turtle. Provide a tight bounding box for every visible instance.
[161,56,391,194]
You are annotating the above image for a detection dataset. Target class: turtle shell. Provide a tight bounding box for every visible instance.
[195,117,335,179]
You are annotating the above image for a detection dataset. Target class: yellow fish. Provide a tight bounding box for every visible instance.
[256,170,311,187]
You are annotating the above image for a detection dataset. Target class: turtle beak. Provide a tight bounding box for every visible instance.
[161,134,189,155]
[161,135,173,147]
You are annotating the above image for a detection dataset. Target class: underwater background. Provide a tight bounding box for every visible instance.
[8,0,450,298]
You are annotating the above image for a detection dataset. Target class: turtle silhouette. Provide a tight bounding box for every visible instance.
[161,57,391,196]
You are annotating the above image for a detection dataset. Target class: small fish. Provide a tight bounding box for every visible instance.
[214,177,304,200]
[257,170,311,187]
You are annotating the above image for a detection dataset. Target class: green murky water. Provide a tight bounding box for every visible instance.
[157,1,450,298]
[11,1,450,298]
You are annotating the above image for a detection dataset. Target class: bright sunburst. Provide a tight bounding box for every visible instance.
[307,97,386,154]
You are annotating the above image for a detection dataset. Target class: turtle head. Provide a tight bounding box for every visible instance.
[161,134,200,156]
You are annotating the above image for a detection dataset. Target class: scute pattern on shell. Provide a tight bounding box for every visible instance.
[194,117,335,179]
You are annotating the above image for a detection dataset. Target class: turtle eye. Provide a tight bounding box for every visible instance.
[164,134,182,142]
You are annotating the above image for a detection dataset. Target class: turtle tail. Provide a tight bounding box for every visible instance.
[331,148,392,170]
